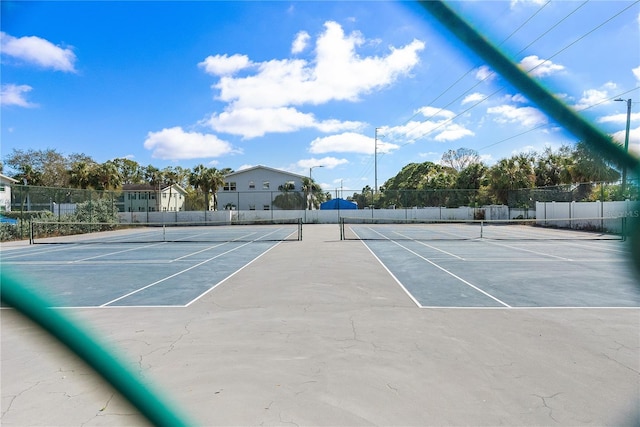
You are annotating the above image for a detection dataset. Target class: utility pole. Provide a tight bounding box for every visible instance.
[375,128,380,194]
[615,98,632,198]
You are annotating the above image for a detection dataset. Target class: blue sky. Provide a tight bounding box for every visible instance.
[1,1,639,193]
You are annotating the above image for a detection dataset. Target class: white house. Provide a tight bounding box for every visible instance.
[0,174,18,212]
[121,183,187,212]
[217,165,308,210]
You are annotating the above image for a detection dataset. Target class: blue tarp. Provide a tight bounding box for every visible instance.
[320,198,357,210]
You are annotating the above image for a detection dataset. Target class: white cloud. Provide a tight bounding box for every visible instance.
[208,21,425,109]
[291,31,310,54]
[0,32,76,72]
[198,54,252,76]
[433,123,475,142]
[487,105,548,128]
[461,92,485,105]
[519,55,564,77]
[633,65,640,82]
[510,0,547,9]
[573,88,610,110]
[206,107,364,138]
[383,106,474,142]
[0,84,37,107]
[297,157,348,170]
[611,127,640,151]
[143,127,239,160]
[309,132,399,155]
[475,65,495,82]
[598,112,640,124]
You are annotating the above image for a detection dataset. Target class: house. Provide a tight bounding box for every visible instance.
[121,183,187,212]
[217,165,308,210]
[0,174,19,212]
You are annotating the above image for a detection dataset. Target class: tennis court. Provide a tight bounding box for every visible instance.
[1,224,639,426]
[341,219,639,308]
[1,221,301,308]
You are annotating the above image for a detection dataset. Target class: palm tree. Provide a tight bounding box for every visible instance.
[68,161,96,189]
[162,167,180,212]
[189,164,211,210]
[144,165,163,211]
[301,177,324,210]
[91,161,121,192]
[207,168,225,211]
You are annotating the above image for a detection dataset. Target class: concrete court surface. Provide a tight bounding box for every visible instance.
[1,224,639,426]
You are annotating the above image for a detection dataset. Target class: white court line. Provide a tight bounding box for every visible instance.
[390,231,465,260]
[364,226,511,308]
[70,242,168,263]
[480,239,574,261]
[100,227,296,307]
[356,240,423,308]
[100,241,255,307]
[185,239,287,306]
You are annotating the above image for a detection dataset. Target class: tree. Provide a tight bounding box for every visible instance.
[567,141,621,201]
[4,148,80,187]
[488,153,536,205]
[301,177,324,209]
[91,161,122,191]
[441,148,481,172]
[68,161,97,189]
[111,158,144,185]
[273,182,305,209]
[534,145,573,187]
[188,165,223,210]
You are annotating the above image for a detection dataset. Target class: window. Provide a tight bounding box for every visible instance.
[249,204,255,210]
[163,193,167,198]
[224,182,237,191]
[249,181,255,189]
[263,204,270,210]
[150,193,156,199]
[263,181,270,189]
[0,184,6,192]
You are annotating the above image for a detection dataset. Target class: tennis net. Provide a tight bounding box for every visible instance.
[339,216,627,241]
[30,218,303,244]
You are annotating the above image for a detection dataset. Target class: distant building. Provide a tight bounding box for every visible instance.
[217,165,308,210]
[121,184,187,212]
[0,174,19,212]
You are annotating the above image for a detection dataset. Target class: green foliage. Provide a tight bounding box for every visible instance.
[73,198,119,223]
[273,192,305,210]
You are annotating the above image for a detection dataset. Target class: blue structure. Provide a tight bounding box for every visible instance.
[320,198,357,210]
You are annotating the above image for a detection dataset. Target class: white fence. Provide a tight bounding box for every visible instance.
[117,201,637,229]
[118,205,530,224]
[536,200,638,233]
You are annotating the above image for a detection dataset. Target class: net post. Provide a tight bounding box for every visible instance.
[480,220,484,239]
[298,217,303,241]
[621,216,627,242]
[163,224,166,242]
[29,220,34,245]
[339,217,344,240]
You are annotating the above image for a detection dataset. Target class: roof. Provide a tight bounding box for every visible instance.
[122,183,187,193]
[0,174,19,184]
[224,165,307,180]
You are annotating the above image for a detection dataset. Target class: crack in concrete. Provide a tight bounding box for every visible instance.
[1,381,42,418]
[533,392,563,423]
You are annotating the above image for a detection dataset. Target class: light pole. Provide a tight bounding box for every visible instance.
[309,165,324,210]
[614,98,632,198]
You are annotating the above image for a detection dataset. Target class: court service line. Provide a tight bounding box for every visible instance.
[365,227,511,308]
[99,241,256,307]
[70,242,168,263]
[390,231,465,260]
[481,240,574,261]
